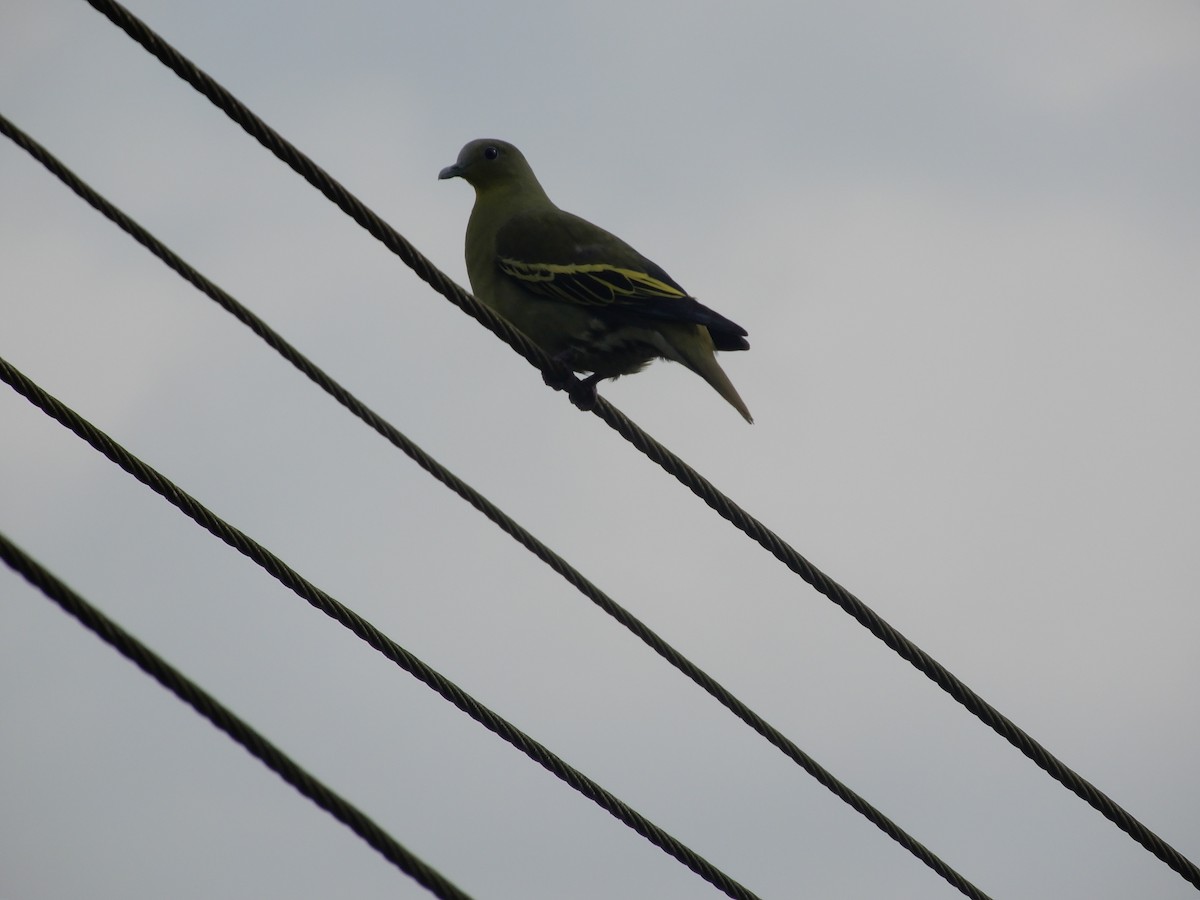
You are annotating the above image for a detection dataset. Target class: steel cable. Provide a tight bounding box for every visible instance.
[0,110,993,900]
[0,532,475,900]
[72,1,1200,889]
[0,355,759,900]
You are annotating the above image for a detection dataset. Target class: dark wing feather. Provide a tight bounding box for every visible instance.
[495,209,749,349]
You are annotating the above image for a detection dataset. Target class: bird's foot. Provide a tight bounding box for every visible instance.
[543,365,602,411]
[541,366,573,393]
[542,352,603,411]
[567,374,602,412]
[541,348,579,391]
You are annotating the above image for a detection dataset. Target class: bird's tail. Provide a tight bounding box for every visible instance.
[674,327,753,423]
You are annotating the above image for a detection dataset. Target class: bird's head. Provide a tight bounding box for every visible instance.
[438,139,542,195]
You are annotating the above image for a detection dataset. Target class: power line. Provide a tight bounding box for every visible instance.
[0,531,475,900]
[0,355,760,900]
[72,1,1200,889]
[0,112,992,900]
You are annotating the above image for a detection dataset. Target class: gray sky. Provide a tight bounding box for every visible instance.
[2,2,1198,898]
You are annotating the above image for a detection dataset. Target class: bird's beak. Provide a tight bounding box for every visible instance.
[438,163,462,180]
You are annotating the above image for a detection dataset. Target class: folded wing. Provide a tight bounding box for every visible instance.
[495,210,750,352]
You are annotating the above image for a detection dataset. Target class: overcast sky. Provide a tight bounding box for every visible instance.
[2,2,1198,898]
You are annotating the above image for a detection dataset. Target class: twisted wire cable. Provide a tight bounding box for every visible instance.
[71,1,1200,890]
[0,355,759,900]
[0,532,474,900]
[0,110,994,899]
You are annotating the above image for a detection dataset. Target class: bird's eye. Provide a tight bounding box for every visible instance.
[483,145,499,160]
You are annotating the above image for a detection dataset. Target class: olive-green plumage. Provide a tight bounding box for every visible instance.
[439,139,752,422]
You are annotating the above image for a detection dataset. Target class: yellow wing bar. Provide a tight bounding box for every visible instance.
[499,259,687,307]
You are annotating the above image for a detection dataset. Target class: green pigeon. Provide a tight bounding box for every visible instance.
[439,139,752,422]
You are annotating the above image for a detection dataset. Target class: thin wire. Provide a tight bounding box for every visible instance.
[0,112,992,900]
[0,532,475,900]
[73,1,1200,890]
[0,356,760,900]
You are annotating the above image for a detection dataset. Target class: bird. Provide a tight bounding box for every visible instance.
[439,139,752,422]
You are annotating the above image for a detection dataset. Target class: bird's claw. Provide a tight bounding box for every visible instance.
[567,378,599,411]
[542,364,601,412]
[541,368,572,392]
